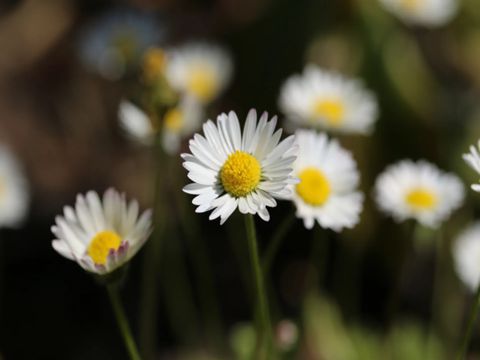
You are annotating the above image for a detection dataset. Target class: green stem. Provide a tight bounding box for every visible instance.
[431,228,444,335]
[107,283,142,360]
[456,284,480,360]
[308,226,328,292]
[139,137,165,359]
[244,214,273,359]
[262,213,295,278]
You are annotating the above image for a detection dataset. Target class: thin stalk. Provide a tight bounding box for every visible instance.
[107,283,142,360]
[307,226,329,292]
[456,284,480,360]
[262,213,295,277]
[139,137,165,359]
[431,227,444,335]
[244,214,273,359]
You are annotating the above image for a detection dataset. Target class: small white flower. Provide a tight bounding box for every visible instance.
[453,222,480,292]
[463,140,480,192]
[0,146,29,227]
[51,189,152,275]
[279,65,378,134]
[165,43,233,104]
[288,130,363,231]
[118,97,204,154]
[182,110,297,224]
[378,0,458,27]
[118,100,155,145]
[374,160,464,228]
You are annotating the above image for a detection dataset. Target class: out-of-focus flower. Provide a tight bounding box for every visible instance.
[78,8,163,80]
[275,319,299,352]
[118,97,203,154]
[288,130,363,231]
[118,100,155,145]
[279,65,378,134]
[165,43,233,104]
[182,110,297,224]
[374,160,464,228]
[378,0,458,27]
[463,141,480,192]
[51,189,152,275]
[453,223,480,292]
[0,146,29,228]
[142,47,167,83]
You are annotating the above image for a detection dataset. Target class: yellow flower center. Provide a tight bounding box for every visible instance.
[220,151,261,197]
[87,230,122,265]
[312,99,345,126]
[164,108,183,131]
[406,188,437,210]
[401,0,421,11]
[296,167,331,206]
[187,66,217,102]
[142,48,166,82]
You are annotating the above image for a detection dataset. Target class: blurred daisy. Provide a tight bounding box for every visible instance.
[142,47,167,83]
[182,110,297,224]
[165,43,233,104]
[374,160,464,228]
[279,65,378,134]
[453,223,480,292]
[118,97,203,154]
[289,130,363,231]
[463,140,480,192]
[378,0,458,27]
[78,8,163,80]
[51,189,152,275]
[0,146,29,227]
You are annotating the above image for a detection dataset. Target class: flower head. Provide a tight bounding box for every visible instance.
[0,146,29,227]
[182,110,297,224]
[453,222,480,292]
[374,160,464,228]
[51,189,152,275]
[288,130,363,231]
[279,65,378,134]
[463,140,480,192]
[378,0,458,27]
[165,43,233,104]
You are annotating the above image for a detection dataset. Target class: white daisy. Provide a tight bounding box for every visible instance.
[0,146,29,227]
[182,109,297,225]
[463,140,480,192]
[278,65,378,134]
[378,0,458,27]
[453,223,480,292]
[165,42,233,104]
[118,97,204,154]
[51,189,152,275]
[374,160,464,228]
[288,130,363,231]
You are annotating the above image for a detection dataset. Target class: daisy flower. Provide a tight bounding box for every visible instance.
[278,65,378,134]
[182,110,297,224]
[374,160,464,228]
[165,42,233,104]
[453,223,480,292]
[118,97,203,154]
[463,140,480,192]
[378,0,458,27]
[288,130,363,231]
[51,189,152,275]
[0,146,29,227]
[78,8,162,80]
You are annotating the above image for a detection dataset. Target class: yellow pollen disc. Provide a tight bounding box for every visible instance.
[296,167,331,206]
[187,66,217,102]
[312,99,345,126]
[401,0,421,11]
[220,151,261,197]
[164,108,183,131]
[87,230,122,266]
[406,188,437,210]
[142,48,167,82]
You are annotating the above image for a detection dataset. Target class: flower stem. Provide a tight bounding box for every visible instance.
[107,283,142,360]
[456,284,480,360]
[262,213,295,277]
[244,214,272,359]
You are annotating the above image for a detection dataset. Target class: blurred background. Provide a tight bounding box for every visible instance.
[1,0,480,359]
